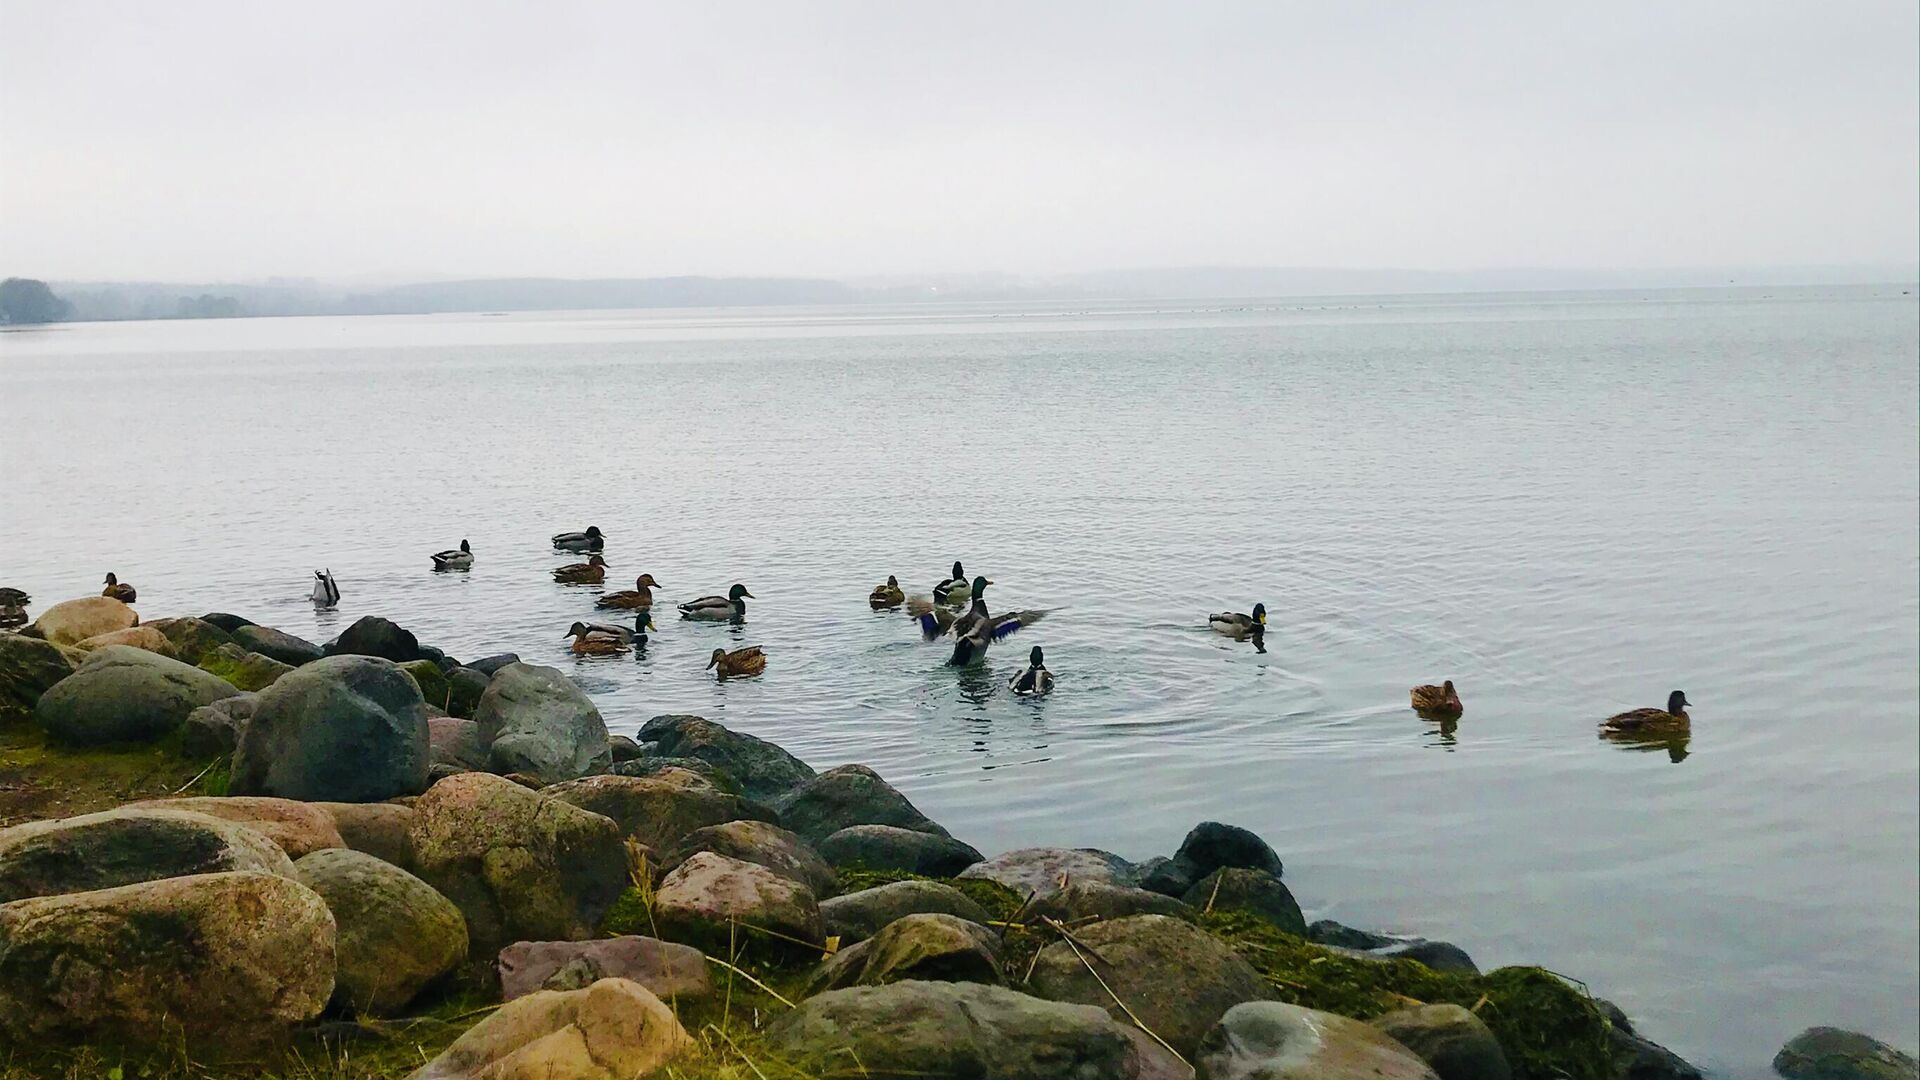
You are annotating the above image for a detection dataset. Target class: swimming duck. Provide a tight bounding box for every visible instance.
[1599,691,1691,735]
[565,621,630,656]
[679,583,753,621]
[553,554,609,584]
[553,526,605,552]
[1410,679,1463,718]
[907,594,958,639]
[0,589,26,629]
[596,574,660,610]
[431,539,474,570]
[947,578,1045,665]
[1008,645,1055,696]
[311,569,340,608]
[0,588,28,607]
[869,576,906,609]
[1209,603,1266,639]
[580,610,655,646]
[101,573,136,604]
[708,646,766,679]
[932,562,971,605]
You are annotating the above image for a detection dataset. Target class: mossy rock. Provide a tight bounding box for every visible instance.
[398,660,451,711]
[198,643,293,692]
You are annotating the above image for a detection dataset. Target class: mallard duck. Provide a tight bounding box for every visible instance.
[708,646,766,679]
[431,539,473,570]
[933,562,971,605]
[311,569,340,608]
[0,588,28,607]
[1410,679,1463,717]
[869,576,906,610]
[679,584,752,621]
[552,526,605,552]
[1599,691,1691,735]
[101,573,136,604]
[597,574,660,610]
[1009,645,1055,695]
[565,621,630,655]
[907,594,958,639]
[1209,603,1265,638]
[947,578,1046,665]
[580,610,655,645]
[0,589,26,629]
[553,554,609,584]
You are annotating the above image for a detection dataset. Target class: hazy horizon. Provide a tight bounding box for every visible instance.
[4,3,1917,282]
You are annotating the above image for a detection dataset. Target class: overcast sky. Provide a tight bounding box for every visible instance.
[3,2,1915,282]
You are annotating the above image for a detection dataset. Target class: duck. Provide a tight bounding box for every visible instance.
[907,594,958,639]
[1209,603,1266,639]
[311,569,340,608]
[932,562,971,605]
[708,646,766,679]
[1599,691,1692,736]
[552,526,605,552]
[1410,679,1463,718]
[565,621,630,656]
[596,574,660,610]
[947,577,1046,665]
[553,554,609,584]
[0,587,28,607]
[0,588,27,629]
[1008,645,1055,695]
[679,583,753,621]
[101,572,136,604]
[869,575,906,610]
[430,539,474,570]
[580,610,656,645]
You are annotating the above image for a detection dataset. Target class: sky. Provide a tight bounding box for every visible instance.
[2,2,1916,282]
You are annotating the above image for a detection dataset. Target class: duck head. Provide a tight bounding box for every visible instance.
[459,539,471,554]
[104,572,118,585]
[886,575,899,588]
[1667,690,1691,713]
[585,526,603,539]
[1252,602,1267,625]
[634,611,656,635]
[950,561,965,581]
[1029,645,1045,667]
[635,573,660,589]
[564,621,590,638]
[970,576,993,600]
[706,648,728,669]
[729,584,754,602]
[587,555,608,567]
[1443,679,1456,696]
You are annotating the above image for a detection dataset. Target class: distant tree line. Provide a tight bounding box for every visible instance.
[0,278,73,324]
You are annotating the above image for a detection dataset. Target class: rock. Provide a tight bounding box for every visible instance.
[0,870,336,1049]
[409,772,628,955]
[609,755,742,792]
[0,632,77,715]
[1032,880,1193,923]
[821,880,993,944]
[293,848,466,1014]
[1183,867,1306,935]
[1196,1001,1440,1080]
[665,819,836,897]
[467,652,520,676]
[326,615,422,663]
[408,977,691,1080]
[1145,821,1285,897]
[810,913,1002,992]
[198,641,295,691]
[607,734,644,762]
[1774,1029,1917,1080]
[959,847,1138,899]
[127,795,346,858]
[769,980,1188,1079]
[774,763,948,845]
[498,937,710,1003]
[1030,913,1270,1056]
[73,624,176,658]
[316,801,418,870]
[445,666,489,719]
[430,715,490,772]
[1611,1027,1704,1080]
[1308,921,1479,974]
[637,714,815,801]
[1371,1004,1511,1080]
[30,595,137,646]
[37,644,240,745]
[200,612,256,633]
[0,806,294,902]
[182,692,258,757]
[232,654,430,802]
[143,616,236,666]
[818,823,984,876]
[231,624,324,666]
[400,659,451,711]
[544,770,776,850]
[651,851,824,956]
[475,663,611,784]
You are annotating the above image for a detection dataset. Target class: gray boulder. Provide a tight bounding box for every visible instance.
[126,795,345,858]
[429,715,489,772]
[0,806,294,902]
[315,801,417,871]
[610,754,743,792]
[653,851,825,957]
[1196,1001,1440,1080]
[142,616,236,666]
[664,818,837,897]
[36,644,240,745]
[232,654,430,802]
[1774,1029,1916,1080]
[325,615,421,663]
[444,666,489,719]
[544,770,777,850]
[638,714,816,800]
[775,763,947,844]
[29,596,137,647]
[1309,920,1478,974]
[182,692,258,757]
[1184,867,1306,934]
[1371,1004,1511,1080]
[1143,820,1284,896]
[197,641,294,691]
[821,879,993,944]
[232,624,323,666]
[466,652,520,676]
[1032,879,1193,923]
[199,612,255,634]
[0,632,77,716]
[1611,1025,1704,1080]
[607,733,645,761]
[407,977,691,1080]
[960,847,1138,899]
[497,936,710,1002]
[474,662,610,784]
[818,823,984,876]
[294,848,466,1014]
[810,912,1002,993]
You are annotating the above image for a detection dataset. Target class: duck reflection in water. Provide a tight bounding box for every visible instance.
[1421,715,1459,750]
[954,662,998,708]
[1599,729,1691,763]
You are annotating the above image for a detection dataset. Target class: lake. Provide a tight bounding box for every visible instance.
[2,286,1915,1074]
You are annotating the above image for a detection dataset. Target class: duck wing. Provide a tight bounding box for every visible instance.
[992,609,1046,640]
[1600,707,1674,731]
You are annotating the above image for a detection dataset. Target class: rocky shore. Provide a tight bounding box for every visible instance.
[0,596,1913,1080]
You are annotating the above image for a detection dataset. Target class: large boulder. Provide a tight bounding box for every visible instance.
[127,795,345,858]
[1142,821,1284,896]
[198,642,294,691]
[774,763,948,844]
[1197,1001,1440,1080]
[1183,867,1306,935]
[0,632,77,716]
[651,851,824,957]
[544,770,776,851]
[445,666,490,719]
[809,913,1002,992]
[401,659,452,711]
[768,980,1188,1079]
[1032,879,1192,924]
[610,755,743,792]
[821,880,992,944]
[36,644,240,745]
[1774,1028,1918,1080]
[1309,920,1479,974]
[0,870,336,1049]
[408,773,628,955]
[143,616,235,666]
[475,663,611,784]
[1029,913,1271,1057]
[664,819,836,897]
[1371,1004,1511,1080]
[30,595,137,647]
[430,715,490,772]
[408,978,691,1080]
[498,937,710,1002]
[960,847,1138,899]
[293,848,466,1014]
[316,801,418,871]
[73,624,176,658]
[637,714,816,800]
[818,823,984,876]
[326,615,422,663]
[232,654,430,802]
[232,624,323,666]
[0,806,294,902]
[182,692,258,757]
[467,652,520,676]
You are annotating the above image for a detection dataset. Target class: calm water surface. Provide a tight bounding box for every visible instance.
[3,287,1916,1073]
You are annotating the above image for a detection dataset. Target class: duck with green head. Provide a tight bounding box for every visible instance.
[947,577,1046,665]
[1008,645,1055,695]
[679,583,753,621]
[1600,691,1691,735]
